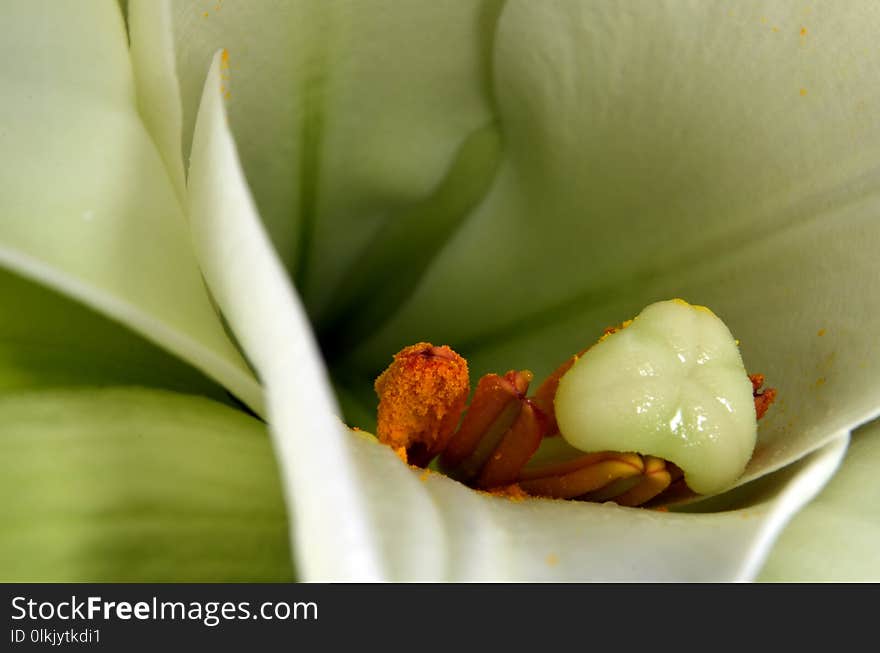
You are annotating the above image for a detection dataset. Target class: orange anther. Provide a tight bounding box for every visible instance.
[749,373,777,420]
[375,343,469,467]
[531,351,584,437]
[441,370,531,473]
[519,453,644,500]
[519,451,612,481]
[611,456,672,506]
[476,399,549,489]
[749,374,765,393]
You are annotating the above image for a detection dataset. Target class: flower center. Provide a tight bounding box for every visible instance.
[373,304,776,507]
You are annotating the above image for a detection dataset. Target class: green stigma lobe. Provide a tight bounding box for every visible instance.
[554,299,757,495]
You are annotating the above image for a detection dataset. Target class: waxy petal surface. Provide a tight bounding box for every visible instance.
[759,418,880,581]
[0,388,290,582]
[0,0,261,413]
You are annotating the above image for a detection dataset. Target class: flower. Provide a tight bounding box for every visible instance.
[1,0,878,581]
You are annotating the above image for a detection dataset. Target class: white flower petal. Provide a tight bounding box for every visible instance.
[0,266,227,400]
[0,387,290,581]
[187,52,384,580]
[346,428,848,581]
[129,0,186,202]
[353,0,880,484]
[0,0,261,413]
[164,0,499,314]
[759,418,880,581]
[186,49,853,581]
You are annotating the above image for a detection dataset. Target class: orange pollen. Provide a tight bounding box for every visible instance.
[374,342,470,466]
[750,373,778,420]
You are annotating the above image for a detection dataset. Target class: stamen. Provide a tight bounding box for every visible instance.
[519,451,619,481]
[750,373,778,420]
[518,452,644,499]
[532,352,582,437]
[611,456,672,507]
[580,476,643,502]
[647,465,691,505]
[518,452,680,505]
[441,371,530,472]
[476,399,548,489]
[440,370,547,487]
[374,343,469,467]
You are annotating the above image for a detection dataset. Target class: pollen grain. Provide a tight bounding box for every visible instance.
[375,343,470,465]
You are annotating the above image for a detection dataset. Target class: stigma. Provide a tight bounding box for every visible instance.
[373,300,776,507]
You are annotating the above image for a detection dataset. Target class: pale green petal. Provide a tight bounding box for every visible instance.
[129,0,186,202]
[759,419,880,582]
[0,266,227,401]
[186,51,853,580]
[350,0,880,483]
[342,429,847,581]
[0,0,261,413]
[163,0,500,314]
[187,52,383,580]
[0,388,291,582]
